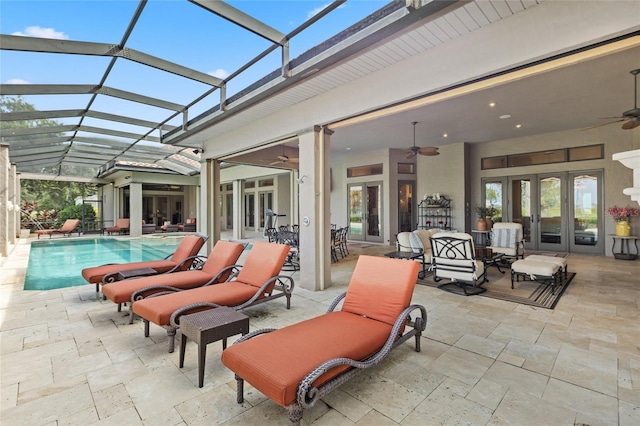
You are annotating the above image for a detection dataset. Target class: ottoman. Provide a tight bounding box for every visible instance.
[511,259,561,294]
[525,255,568,279]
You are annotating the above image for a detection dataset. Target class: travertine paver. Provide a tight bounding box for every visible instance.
[0,235,639,425]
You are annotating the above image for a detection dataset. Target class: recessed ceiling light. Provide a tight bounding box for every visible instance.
[346,147,351,150]
[489,102,496,107]
[443,133,448,138]
[516,124,522,128]
[499,114,511,119]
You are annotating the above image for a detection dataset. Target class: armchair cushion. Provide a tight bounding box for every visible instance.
[489,222,524,257]
[396,232,412,252]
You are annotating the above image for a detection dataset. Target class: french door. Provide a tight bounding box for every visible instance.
[348,182,383,243]
[483,170,603,254]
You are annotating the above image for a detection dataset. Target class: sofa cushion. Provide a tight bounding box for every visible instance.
[341,255,418,326]
[221,311,392,407]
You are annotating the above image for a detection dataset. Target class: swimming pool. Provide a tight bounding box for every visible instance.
[24,237,183,291]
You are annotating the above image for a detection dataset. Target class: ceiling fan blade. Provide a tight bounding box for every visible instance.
[277,155,289,161]
[289,157,300,163]
[420,151,440,156]
[622,119,640,130]
[598,116,625,119]
[269,160,282,165]
[418,147,438,154]
[581,119,625,131]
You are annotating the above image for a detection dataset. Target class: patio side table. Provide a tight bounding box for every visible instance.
[179,307,250,388]
[609,234,639,260]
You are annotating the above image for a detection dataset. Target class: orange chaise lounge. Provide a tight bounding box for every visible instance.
[221,255,426,425]
[131,241,293,353]
[101,240,246,316]
[35,218,80,239]
[104,218,130,235]
[82,234,208,295]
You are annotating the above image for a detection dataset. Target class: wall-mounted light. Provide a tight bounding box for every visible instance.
[193,148,204,154]
[296,174,308,184]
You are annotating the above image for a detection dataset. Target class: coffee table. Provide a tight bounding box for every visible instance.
[179,307,250,388]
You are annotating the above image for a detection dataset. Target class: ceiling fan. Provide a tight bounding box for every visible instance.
[587,68,640,131]
[406,121,439,158]
[269,145,299,166]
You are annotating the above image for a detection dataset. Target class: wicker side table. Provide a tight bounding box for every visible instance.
[116,267,157,281]
[179,307,249,388]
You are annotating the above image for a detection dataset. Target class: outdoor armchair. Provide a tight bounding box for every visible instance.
[488,222,525,260]
[131,241,292,353]
[105,218,130,235]
[82,234,208,294]
[430,232,486,295]
[34,219,80,239]
[221,255,426,425]
[100,240,245,314]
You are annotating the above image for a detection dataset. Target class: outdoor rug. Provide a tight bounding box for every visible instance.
[418,263,575,309]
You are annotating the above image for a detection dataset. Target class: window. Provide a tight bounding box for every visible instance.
[347,164,383,177]
[397,163,415,174]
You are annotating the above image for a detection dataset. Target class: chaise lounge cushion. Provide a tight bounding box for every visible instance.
[81,234,205,284]
[222,311,392,407]
[101,240,244,304]
[221,255,419,408]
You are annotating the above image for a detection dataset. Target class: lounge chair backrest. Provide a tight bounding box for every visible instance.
[342,255,419,326]
[201,240,245,279]
[61,219,80,231]
[170,235,206,270]
[115,218,130,229]
[235,242,289,292]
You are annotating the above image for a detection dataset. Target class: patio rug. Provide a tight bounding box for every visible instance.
[417,266,575,309]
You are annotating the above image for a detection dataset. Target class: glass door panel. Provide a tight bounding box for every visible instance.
[398,182,414,233]
[483,179,504,223]
[348,182,383,242]
[539,175,566,252]
[225,193,233,228]
[348,184,364,240]
[510,177,534,249]
[244,194,255,229]
[156,196,168,226]
[366,182,383,241]
[570,172,603,254]
[258,191,273,229]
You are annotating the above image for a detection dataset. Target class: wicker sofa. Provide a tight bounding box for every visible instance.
[221,255,426,425]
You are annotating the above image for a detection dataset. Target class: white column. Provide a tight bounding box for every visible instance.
[232,179,244,241]
[8,164,17,242]
[298,126,332,291]
[0,144,9,257]
[15,171,21,238]
[129,183,143,237]
[211,160,222,244]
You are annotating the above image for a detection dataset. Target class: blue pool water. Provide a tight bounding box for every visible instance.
[25,237,183,290]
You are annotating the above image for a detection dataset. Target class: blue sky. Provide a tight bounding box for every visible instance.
[1,0,388,137]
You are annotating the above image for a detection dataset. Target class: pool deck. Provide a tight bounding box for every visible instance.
[1,233,639,425]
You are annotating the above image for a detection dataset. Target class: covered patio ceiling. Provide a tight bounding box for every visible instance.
[1,0,396,179]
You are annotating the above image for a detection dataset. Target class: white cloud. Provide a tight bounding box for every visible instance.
[307,3,345,19]
[208,68,230,79]
[12,26,69,40]
[5,78,30,84]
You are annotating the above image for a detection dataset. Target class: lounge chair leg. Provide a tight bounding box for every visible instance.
[286,294,291,310]
[144,320,150,337]
[117,303,122,312]
[288,402,303,426]
[129,309,135,324]
[167,329,176,353]
[511,270,515,289]
[235,375,244,403]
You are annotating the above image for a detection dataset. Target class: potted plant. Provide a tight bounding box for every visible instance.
[606,205,640,236]
[474,204,489,231]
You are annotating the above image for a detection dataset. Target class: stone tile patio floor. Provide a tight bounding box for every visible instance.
[1,235,639,425]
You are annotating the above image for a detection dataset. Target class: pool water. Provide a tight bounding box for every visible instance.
[24,237,183,290]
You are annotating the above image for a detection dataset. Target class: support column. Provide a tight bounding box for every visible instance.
[8,164,17,242]
[298,126,332,291]
[232,179,244,241]
[0,144,9,257]
[15,170,21,238]
[211,160,222,244]
[129,183,142,237]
